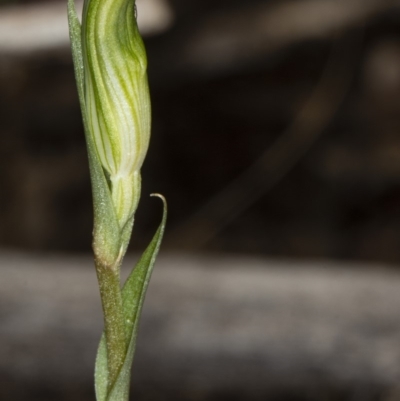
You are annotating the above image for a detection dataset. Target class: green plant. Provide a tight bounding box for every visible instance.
[67,0,166,399]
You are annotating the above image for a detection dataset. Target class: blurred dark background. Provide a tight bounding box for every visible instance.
[2,0,400,400]
[0,0,399,263]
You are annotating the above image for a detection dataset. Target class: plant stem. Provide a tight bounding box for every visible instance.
[95,259,127,389]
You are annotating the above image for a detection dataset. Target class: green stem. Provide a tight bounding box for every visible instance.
[95,259,127,390]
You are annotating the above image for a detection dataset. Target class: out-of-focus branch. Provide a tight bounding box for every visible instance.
[185,0,390,72]
[151,0,397,82]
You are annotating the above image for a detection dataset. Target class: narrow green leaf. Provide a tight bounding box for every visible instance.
[94,195,167,401]
[68,0,121,266]
[67,0,84,107]
[94,333,108,401]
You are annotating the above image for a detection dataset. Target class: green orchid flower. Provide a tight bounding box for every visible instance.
[67,0,167,399]
[82,0,151,230]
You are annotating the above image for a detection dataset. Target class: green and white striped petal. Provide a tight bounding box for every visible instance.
[82,0,151,229]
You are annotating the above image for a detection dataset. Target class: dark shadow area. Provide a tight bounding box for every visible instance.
[1,1,400,263]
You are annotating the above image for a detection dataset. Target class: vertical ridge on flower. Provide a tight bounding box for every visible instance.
[82,0,151,229]
[111,172,141,231]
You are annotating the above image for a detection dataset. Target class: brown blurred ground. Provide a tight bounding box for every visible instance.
[1,252,400,401]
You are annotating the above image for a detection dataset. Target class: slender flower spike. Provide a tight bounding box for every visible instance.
[68,1,167,400]
[83,0,151,230]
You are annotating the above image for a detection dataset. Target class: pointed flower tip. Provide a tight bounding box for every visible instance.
[150,193,166,201]
[150,193,167,214]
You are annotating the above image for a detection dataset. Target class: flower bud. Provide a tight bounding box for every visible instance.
[82,0,150,229]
